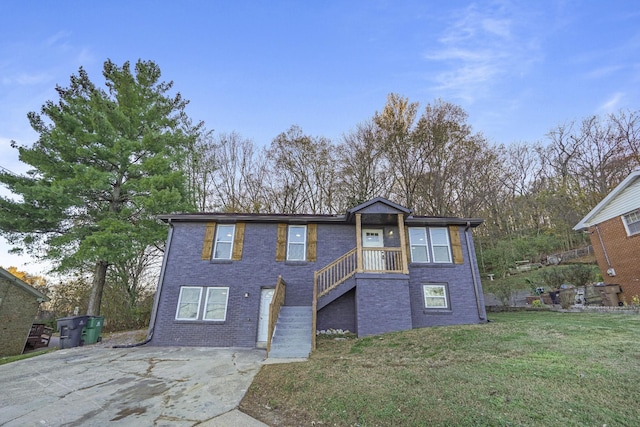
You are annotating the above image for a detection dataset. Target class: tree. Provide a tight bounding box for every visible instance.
[0,59,197,315]
[184,125,216,211]
[210,132,265,212]
[336,120,394,210]
[373,93,427,209]
[265,125,338,214]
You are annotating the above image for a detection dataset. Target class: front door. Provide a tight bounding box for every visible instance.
[257,288,275,346]
[362,228,385,271]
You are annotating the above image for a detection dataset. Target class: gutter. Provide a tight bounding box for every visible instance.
[465,221,486,321]
[113,218,174,348]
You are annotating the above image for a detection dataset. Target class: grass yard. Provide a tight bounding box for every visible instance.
[240,311,640,426]
[0,348,53,366]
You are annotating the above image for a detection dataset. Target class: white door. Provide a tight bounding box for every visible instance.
[362,228,385,271]
[257,288,275,344]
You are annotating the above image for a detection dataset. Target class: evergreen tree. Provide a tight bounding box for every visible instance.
[0,59,197,315]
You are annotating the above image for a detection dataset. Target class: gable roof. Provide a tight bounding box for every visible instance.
[346,197,412,220]
[574,168,640,231]
[0,267,49,302]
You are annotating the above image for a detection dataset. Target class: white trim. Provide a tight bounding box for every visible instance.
[213,224,235,259]
[257,288,275,343]
[362,228,384,248]
[203,287,229,321]
[423,284,449,309]
[574,169,640,230]
[430,227,452,263]
[175,286,203,320]
[408,227,429,263]
[287,225,307,261]
[622,210,640,236]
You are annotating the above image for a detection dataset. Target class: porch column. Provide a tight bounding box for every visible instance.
[356,213,363,272]
[397,214,409,274]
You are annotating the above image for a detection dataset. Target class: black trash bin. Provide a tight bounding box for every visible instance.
[56,316,90,349]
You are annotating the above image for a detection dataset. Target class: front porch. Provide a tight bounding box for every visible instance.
[268,199,414,357]
[314,210,411,300]
[310,200,414,350]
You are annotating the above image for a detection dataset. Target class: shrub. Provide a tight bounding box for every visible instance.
[484,280,518,306]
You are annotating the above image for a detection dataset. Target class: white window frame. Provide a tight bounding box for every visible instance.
[287,225,307,261]
[408,227,430,263]
[175,286,203,320]
[408,227,453,263]
[213,224,235,260]
[429,227,452,263]
[423,284,449,309]
[622,210,640,236]
[203,287,229,321]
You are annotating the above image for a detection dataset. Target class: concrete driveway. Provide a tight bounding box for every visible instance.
[0,345,267,426]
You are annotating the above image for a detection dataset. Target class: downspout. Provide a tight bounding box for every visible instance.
[465,222,486,321]
[113,219,174,348]
[594,224,613,269]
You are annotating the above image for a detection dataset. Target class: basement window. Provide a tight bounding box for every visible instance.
[423,284,449,309]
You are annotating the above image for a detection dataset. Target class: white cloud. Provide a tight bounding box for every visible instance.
[584,65,624,79]
[598,92,624,112]
[2,72,52,86]
[45,30,72,48]
[424,2,543,104]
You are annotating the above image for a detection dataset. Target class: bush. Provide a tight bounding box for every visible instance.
[484,280,518,306]
[540,265,596,289]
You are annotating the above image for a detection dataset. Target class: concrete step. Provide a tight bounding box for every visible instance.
[268,306,313,359]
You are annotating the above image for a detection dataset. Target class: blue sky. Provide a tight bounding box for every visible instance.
[1,0,639,274]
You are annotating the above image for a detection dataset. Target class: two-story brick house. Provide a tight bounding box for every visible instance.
[574,169,640,302]
[148,198,487,357]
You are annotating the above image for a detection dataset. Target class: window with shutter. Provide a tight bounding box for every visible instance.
[232,223,245,260]
[449,225,464,264]
[287,225,307,261]
[307,223,317,262]
[276,223,287,261]
[213,224,235,259]
[201,222,216,260]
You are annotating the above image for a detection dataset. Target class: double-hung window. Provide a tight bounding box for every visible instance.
[175,286,203,320]
[430,227,452,263]
[409,228,429,262]
[287,225,307,261]
[423,284,449,309]
[176,286,229,321]
[203,287,229,321]
[408,227,453,263]
[213,224,235,259]
[622,210,640,236]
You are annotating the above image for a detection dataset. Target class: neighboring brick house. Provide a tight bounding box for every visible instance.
[148,198,487,355]
[574,169,640,301]
[0,267,49,357]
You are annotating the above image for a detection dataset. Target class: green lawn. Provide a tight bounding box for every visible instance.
[241,311,640,426]
[0,348,53,366]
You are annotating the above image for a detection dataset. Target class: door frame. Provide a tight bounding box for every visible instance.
[257,288,275,346]
[362,228,385,271]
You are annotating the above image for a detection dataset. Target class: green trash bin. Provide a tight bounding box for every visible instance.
[82,316,105,345]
